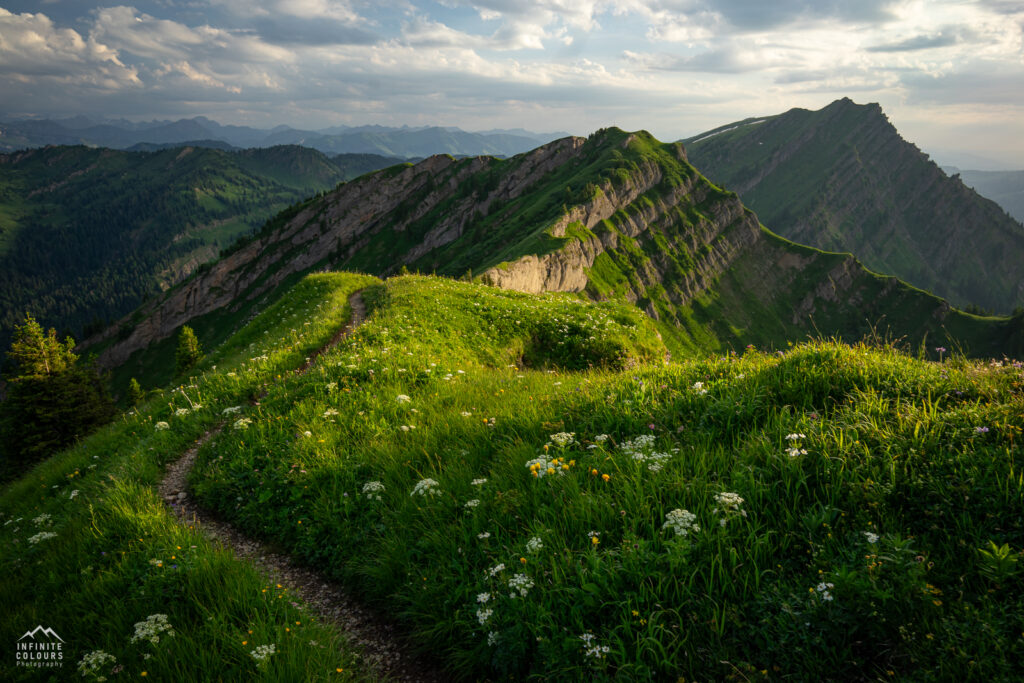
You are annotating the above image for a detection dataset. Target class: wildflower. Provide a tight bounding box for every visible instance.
[508,573,534,598]
[397,394,411,403]
[361,481,385,501]
[148,558,163,567]
[154,421,170,431]
[486,563,505,577]
[32,513,52,526]
[78,650,116,680]
[712,492,747,526]
[814,582,835,602]
[785,447,808,457]
[975,426,990,433]
[69,490,79,500]
[549,432,576,447]
[130,614,175,645]
[663,509,700,538]
[323,408,339,417]
[601,473,610,482]
[476,608,493,625]
[864,531,880,544]
[465,499,480,509]
[594,434,609,442]
[477,592,491,604]
[477,532,491,540]
[410,478,440,497]
[692,381,707,395]
[27,531,57,544]
[174,408,190,417]
[460,411,472,417]
[471,478,488,486]
[233,418,252,431]
[250,643,276,664]
[222,405,242,415]
[526,536,544,554]
[579,632,610,659]
[588,531,600,546]
[487,631,499,646]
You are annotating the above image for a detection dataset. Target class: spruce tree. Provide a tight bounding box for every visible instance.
[128,377,145,407]
[0,314,115,475]
[175,325,203,376]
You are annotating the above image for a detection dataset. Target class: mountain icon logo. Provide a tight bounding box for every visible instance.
[17,626,63,643]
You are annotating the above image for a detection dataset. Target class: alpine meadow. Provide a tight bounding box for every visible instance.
[2,6,1024,676]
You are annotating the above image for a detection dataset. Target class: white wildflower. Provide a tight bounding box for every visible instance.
[155,421,170,431]
[27,531,57,544]
[477,592,491,604]
[222,405,242,415]
[323,408,339,417]
[32,513,52,526]
[593,434,609,443]
[549,432,576,447]
[464,499,480,509]
[233,418,252,431]
[486,563,505,577]
[580,632,610,659]
[477,532,491,540]
[174,408,190,417]
[77,650,116,680]
[361,481,385,501]
[396,394,411,403]
[476,608,493,625]
[663,508,700,538]
[785,433,807,441]
[130,614,175,645]
[712,492,747,526]
[814,582,835,602]
[471,478,488,486]
[410,478,440,497]
[487,631,499,646]
[250,643,276,664]
[526,536,544,554]
[863,531,879,544]
[508,573,534,598]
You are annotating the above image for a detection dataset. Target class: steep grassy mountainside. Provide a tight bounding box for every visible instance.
[0,145,399,352]
[684,98,1024,313]
[951,168,1024,225]
[7,272,1022,681]
[91,127,1023,394]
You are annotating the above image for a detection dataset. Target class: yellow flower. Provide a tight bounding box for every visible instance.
[547,468,555,476]
[591,536,600,546]
[520,557,527,564]
[242,640,248,645]
[602,473,610,482]
[591,469,598,476]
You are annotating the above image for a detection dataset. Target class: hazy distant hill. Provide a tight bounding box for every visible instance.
[944,168,1024,224]
[0,116,568,159]
[0,145,400,352]
[89,128,1022,390]
[684,98,1024,313]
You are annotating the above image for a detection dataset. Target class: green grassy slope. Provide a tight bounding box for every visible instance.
[0,272,377,682]
[4,272,1024,680]
[685,98,1024,313]
[0,145,400,355]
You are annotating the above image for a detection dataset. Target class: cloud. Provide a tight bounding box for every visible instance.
[866,29,963,52]
[0,8,139,87]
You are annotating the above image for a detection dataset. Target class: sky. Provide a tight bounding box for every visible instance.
[1,0,1022,168]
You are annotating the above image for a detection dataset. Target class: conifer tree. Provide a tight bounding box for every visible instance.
[0,314,115,475]
[175,325,203,376]
[128,377,145,407]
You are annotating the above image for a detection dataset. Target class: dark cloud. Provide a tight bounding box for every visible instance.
[646,0,898,30]
[250,16,380,46]
[866,30,960,52]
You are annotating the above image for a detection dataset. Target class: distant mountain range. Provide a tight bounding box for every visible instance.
[684,98,1024,313]
[0,115,569,159]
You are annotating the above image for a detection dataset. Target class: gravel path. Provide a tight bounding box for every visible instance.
[160,291,447,682]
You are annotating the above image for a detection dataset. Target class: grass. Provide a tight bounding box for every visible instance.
[0,272,376,682]
[4,272,1023,680]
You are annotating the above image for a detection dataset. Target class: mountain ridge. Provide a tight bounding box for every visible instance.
[684,98,1024,313]
[84,128,1023,393]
